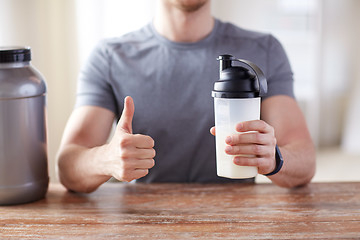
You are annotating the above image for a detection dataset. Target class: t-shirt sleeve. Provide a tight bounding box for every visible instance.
[75,41,119,115]
[264,35,295,99]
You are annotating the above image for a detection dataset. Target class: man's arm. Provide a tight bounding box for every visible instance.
[56,97,155,193]
[260,95,316,187]
[210,95,316,188]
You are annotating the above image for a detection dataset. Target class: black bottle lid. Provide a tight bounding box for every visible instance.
[0,47,31,63]
[212,54,267,98]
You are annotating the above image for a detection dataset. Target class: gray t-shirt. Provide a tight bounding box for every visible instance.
[76,19,294,183]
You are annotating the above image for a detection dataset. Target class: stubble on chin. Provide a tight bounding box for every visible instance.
[171,0,209,13]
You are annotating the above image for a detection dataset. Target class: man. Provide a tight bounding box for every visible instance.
[57,0,316,193]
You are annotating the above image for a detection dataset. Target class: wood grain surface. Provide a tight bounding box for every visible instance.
[1,182,360,239]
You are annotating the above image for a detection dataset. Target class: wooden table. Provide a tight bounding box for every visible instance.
[1,182,360,239]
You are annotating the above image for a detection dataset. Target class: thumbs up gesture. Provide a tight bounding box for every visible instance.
[106,96,155,182]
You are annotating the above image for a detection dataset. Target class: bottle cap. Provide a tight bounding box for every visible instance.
[0,47,31,63]
[212,54,267,98]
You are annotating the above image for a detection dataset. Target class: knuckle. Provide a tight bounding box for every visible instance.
[253,157,260,167]
[233,134,242,143]
[259,121,268,131]
[119,150,130,160]
[265,151,273,159]
[264,146,275,158]
[254,132,263,143]
[261,159,271,170]
[253,144,262,155]
[119,136,131,148]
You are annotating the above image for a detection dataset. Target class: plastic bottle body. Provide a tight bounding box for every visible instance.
[0,60,48,205]
[214,97,260,179]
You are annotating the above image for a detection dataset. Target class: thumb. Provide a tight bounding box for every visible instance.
[117,96,134,134]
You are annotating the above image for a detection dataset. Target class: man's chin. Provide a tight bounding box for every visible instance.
[172,0,209,13]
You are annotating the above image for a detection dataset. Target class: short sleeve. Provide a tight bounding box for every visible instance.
[75,41,118,115]
[264,35,295,99]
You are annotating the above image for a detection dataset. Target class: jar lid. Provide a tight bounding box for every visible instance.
[0,47,31,63]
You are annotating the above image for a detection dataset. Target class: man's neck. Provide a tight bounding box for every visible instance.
[153,1,214,43]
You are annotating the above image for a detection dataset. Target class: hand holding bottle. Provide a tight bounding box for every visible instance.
[211,120,277,175]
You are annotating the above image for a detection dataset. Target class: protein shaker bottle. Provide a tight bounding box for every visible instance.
[212,54,267,179]
[0,47,49,205]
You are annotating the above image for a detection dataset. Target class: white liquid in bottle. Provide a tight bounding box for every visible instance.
[214,97,260,179]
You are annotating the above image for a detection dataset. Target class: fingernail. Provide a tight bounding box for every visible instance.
[225,146,232,152]
[225,136,232,144]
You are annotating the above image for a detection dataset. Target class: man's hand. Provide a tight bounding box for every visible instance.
[210,120,277,175]
[103,96,155,182]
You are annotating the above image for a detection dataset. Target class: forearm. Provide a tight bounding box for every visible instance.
[57,144,111,193]
[268,140,316,188]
